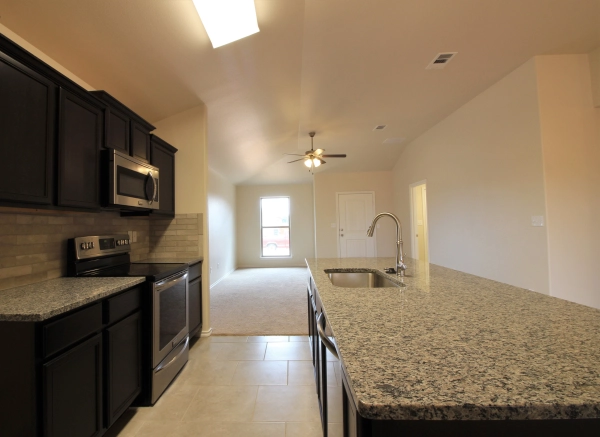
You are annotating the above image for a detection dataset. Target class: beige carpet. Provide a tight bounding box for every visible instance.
[210,268,308,335]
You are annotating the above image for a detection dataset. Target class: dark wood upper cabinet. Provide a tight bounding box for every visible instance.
[0,50,56,206]
[57,88,104,210]
[106,108,130,155]
[90,91,155,163]
[150,135,177,216]
[131,120,151,162]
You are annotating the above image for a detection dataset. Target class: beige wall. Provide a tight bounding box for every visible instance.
[536,55,600,308]
[236,184,315,268]
[589,47,600,108]
[0,24,94,90]
[392,59,550,295]
[314,171,396,258]
[153,105,207,215]
[208,168,236,287]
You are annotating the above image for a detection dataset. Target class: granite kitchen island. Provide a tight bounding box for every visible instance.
[306,257,600,436]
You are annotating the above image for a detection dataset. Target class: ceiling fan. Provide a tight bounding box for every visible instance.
[287,132,346,172]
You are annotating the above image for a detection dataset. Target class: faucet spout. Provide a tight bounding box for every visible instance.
[366,212,406,276]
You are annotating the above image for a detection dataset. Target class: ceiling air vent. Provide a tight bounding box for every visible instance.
[426,52,457,70]
[373,125,387,131]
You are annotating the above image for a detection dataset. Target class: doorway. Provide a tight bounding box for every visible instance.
[337,192,376,258]
[410,182,429,263]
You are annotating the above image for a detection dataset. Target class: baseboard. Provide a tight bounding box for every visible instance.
[209,268,235,289]
[200,327,213,337]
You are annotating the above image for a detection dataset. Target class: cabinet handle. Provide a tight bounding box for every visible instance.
[316,313,339,359]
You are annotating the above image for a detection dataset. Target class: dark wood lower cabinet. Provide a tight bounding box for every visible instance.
[105,311,142,427]
[43,333,103,437]
[189,277,202,336]
[0,285,143,437]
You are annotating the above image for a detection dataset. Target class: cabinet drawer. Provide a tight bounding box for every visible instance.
[105,286,142,325]
[43,303,102,358]
[189,262,201,281]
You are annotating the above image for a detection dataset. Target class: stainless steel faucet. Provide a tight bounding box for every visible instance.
[366,212,407,276]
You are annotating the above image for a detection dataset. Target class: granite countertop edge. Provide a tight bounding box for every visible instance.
[0,277,146,322]
[306,257,600,421]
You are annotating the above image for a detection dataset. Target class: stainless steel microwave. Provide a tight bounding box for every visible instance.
[106,149,159,210]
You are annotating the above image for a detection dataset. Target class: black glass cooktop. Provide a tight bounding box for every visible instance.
[80,262,188,282]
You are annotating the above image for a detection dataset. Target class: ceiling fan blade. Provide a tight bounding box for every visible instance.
[319,159,327,164]
[287,158,305,163]
[314,148,324,156]
[284,153,306,156]
[321,154,347,158]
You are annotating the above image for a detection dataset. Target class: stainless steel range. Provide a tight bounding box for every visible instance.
[68,234,189,405]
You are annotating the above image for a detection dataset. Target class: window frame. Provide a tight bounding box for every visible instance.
[260,196,291,258]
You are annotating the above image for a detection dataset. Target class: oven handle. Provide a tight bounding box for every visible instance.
[155,336,189,373]
[155,270,188,293]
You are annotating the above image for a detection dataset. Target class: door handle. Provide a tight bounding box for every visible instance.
[340,234,344,237]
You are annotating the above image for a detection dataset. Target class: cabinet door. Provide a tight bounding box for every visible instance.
[0,51,56,205]
[105,311,142,427]
[189,277,202,336]
[131,121,150,162]
[106,109,130,154]
[44,333,103,437]
[150,137,176,216]
[57,89,103,209]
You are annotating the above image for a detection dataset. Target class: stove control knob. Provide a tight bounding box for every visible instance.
[126,239,130,245]
[80,243,86,250]
[91,242,95,249]
[116,240,121,246]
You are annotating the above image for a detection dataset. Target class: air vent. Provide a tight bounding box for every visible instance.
[373,125,387,130]
[382,137,405,145]
[426,52,457,70]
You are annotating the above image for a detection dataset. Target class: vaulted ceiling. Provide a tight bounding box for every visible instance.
[1,0,599,184]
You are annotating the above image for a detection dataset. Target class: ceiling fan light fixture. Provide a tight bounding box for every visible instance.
[313,158,321,168]
[192,0,260,48]
[304,159,313,168]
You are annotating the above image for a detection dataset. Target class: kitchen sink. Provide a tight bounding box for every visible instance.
[325,269,406,288]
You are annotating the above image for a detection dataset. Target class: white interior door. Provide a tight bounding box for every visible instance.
[411,183,429,262]
[338,193,376,258]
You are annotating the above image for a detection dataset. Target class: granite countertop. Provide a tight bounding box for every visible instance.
[135,257,203,265]
[306,257,600,421]
[0,277,146,322]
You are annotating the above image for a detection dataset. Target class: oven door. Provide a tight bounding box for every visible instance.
[109,149,159,210]
[153,271,188,367]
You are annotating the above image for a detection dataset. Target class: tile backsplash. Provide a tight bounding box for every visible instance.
[0,208,203,291]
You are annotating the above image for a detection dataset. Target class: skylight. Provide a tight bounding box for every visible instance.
[192,0,260,49]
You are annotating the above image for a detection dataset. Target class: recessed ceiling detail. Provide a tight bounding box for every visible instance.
[426,52,458,70]
[373,125,387,130]
[382,138,406,145]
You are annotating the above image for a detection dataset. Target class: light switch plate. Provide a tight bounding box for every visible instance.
[531,216,545,227]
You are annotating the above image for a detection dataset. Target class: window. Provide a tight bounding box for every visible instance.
[261,197,290,257]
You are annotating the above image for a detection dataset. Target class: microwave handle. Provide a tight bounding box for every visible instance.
[151,174,158,202]
[145,171,156,204]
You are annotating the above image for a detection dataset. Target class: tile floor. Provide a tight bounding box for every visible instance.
[105,336,343,437]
